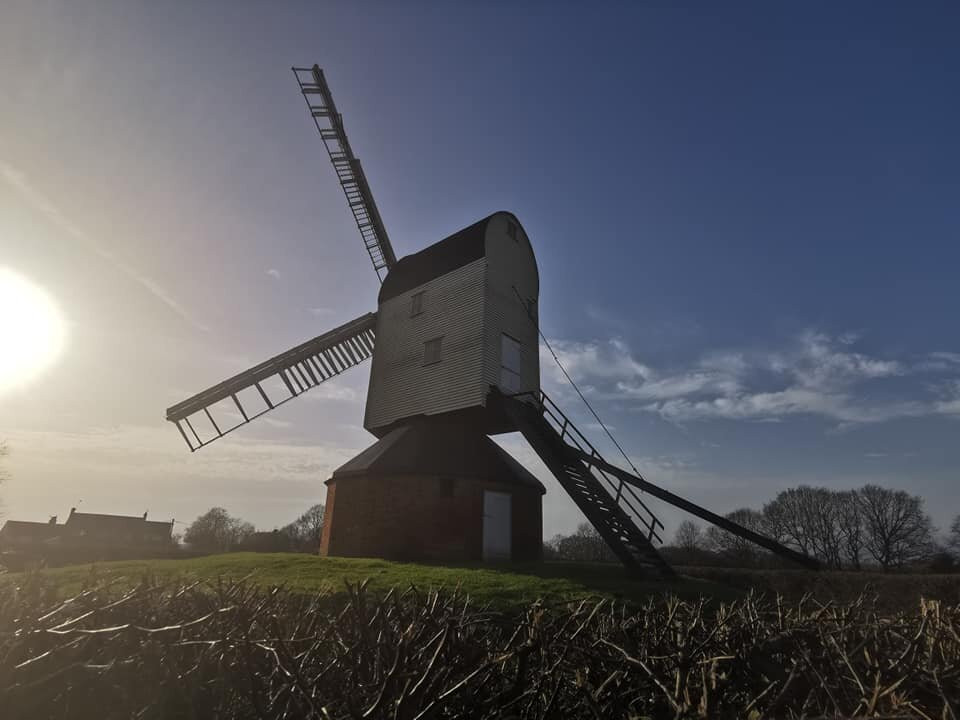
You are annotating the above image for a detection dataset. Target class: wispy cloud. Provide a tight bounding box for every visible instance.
[542,338,652,386]
[266,268,281,279]
[917,352,960,372]
[4,424,359,487]
[541,330,960,427]
[301,383,359,402]
[308,307,334,316]
[1,424,364,527]
[0,161,209,332]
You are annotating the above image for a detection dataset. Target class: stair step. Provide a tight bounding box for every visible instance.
[501,396,674,579]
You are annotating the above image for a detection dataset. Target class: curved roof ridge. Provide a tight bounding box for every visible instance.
[378,214,492,302]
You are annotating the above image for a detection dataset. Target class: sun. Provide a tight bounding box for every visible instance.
[0,267,66,394]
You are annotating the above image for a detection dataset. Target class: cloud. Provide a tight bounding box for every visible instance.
[541,330,960,427]
[917,352,960,372]
[302,383,359,402]
[651,389,926,425]
[771,330,903,392]
[541,338,652,387]
[617,372,740,402]
[933,381,960,416]
[309,307,334,316]
[0,161,209,332]
[4,424,360,489]
[1,423,367,528]
[266,268,281,279]
[261,417,293,429]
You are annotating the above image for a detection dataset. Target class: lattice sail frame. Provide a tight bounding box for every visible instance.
[166,313,376,451]
[292,65,397,281]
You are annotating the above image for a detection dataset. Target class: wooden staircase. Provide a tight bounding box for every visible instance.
[499,391,675,578]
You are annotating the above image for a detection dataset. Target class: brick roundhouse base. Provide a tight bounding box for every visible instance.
[320,420,545,563]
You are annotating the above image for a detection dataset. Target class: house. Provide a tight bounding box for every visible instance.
[0,508,175,567]
[62,508,175,548]
[0,516,64,548]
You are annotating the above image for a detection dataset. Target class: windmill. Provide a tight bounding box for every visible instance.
[166,65,819,575]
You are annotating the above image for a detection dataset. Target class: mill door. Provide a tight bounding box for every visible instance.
[482,491,512,561]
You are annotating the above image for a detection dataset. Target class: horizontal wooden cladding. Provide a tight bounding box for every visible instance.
[365,260,487,430]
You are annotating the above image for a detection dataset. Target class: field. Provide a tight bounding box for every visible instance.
[3,554,960,718]
[7,552,959,611]
[1,552,737,608]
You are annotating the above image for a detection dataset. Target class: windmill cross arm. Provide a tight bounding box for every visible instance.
[166,311,377,451]
[292,65,397,280]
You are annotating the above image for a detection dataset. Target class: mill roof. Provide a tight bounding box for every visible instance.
[378,215,490,303]
[0,520,63,541]
[331,420,545,493]
[379,211,533,303]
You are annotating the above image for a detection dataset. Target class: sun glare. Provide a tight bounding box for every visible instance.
[0,267,66,394]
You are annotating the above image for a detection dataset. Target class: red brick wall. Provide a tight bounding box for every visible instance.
[319,474,542,563]
[319,483,337,556]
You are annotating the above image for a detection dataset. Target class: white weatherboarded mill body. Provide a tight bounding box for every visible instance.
[364,211,540,436]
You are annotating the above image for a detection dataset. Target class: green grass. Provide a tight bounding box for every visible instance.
[1,553,739,608]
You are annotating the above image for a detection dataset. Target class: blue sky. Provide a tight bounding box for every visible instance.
[1,1,958,538]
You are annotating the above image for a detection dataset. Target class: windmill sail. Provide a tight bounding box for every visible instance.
[166,312,377,451]
[293,65,397,281]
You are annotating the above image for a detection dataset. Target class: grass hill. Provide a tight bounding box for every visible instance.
[2,552,738,608]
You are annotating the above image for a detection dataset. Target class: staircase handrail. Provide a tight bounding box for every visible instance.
[509,390,665,542]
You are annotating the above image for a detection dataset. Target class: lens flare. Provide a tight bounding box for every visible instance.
[0,267,66,394]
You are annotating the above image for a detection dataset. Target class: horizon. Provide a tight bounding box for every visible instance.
[1,1,959,541]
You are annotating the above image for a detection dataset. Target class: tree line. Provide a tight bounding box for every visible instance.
[547,484,957,572]
[182,504,325,554]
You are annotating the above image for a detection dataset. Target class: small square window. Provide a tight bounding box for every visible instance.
[423,337,443,365]
[507,222,518,242]
[410,291,424,317]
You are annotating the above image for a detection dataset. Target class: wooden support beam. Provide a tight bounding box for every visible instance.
[569,447,821,570]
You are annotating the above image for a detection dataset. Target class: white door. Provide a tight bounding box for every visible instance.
[482,491,512,561]
[500,334,524,394]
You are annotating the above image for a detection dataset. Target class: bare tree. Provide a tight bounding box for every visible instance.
[762,486,820,557]
[762,486,847,567]
[184,507,255,553]
[836,490,865,570]
[857,485,934,571]
[547,523,617,563]
[763,486,880,569]
[281,503,325,551]
[947,515,960,554]
[673,520,705,552]
[705,509,766,565]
